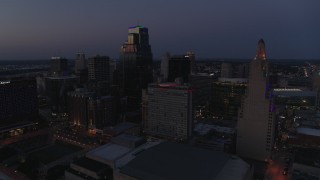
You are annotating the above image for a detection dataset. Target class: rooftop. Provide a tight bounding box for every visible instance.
[86,143,131,162]
[120,142,250,180]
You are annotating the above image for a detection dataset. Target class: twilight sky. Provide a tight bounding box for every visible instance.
[0,0,319,60]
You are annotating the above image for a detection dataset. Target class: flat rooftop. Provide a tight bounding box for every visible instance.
[86,143,131,162]
[120,142,250,180]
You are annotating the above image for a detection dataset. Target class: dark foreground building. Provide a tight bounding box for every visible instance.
[0,79,38,126]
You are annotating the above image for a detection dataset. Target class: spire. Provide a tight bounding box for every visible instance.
[255,38,266,60]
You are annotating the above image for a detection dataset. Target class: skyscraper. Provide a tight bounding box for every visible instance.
[50,57,68,76]
[67,88,95,128]
[220,62,233,78]
[118,26,153,108]
[160,52,170,81]
[236,39,275,161]
[75,53,87,74]
[168,55,191,83]
[87,55,110,96]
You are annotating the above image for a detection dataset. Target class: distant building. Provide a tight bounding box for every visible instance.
[160,52,170,81]
[187,51,196,74]
[221,62,232,78]
[109,59,116,85]
[118,25,153,108]
[88,55,110,96]
[88,96,117,130]
[50,57,68,76]
[146,83,193,141]
[190,73,212,118]
[221,62,248,78]
[237,39,275,161]
[272,88,317,107]
[0,79,38,126]
[45,76,78,113]
[168,55,191,83]
[75,53,87,74]
[67,88,95,128]
[211,78,247,120]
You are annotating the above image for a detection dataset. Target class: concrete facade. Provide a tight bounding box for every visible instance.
[236,39,275,161]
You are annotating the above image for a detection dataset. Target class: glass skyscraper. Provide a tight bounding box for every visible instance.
[118,26,153,109]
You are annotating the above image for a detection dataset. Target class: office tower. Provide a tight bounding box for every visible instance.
[118,25,153,107]
[45,76,78,113]
[88,96,117,130]
[146,83,193,141]
[187,51,195,74]
[160,52,170,81]
[67,88,95,128]
[50,57,68,76]
[87,55,110,96]
[168,55,191,83]
[109,59,116,85]
[236,39,275,161]
[221,62,233,78]
[211,78,247,120]
[0,79,38,126]
[75,53,87,74]
[190,74,212,107]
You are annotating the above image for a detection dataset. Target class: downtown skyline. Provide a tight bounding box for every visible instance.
[0,0,320,60]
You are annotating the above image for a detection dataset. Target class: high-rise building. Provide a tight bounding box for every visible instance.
[236,39,275,161]
[50,57,68,76]
[0,79,38,126]
[221,62,233,78]
[67,88,95,128]
[75,53,87,74]
[146,83,193,141]
[88,96,117,130]
[187,51,196,74]
[118,25,153,108]
[87,55,110,96]
[45,76,78,113]
[168,55,191,83]
[160,52,170,81]
[211,78,247,120]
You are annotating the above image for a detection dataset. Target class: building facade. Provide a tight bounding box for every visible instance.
[0,79,38,126]
[88,96,117,130]
[146,83,193,141]
[45,76,78,113]
[118,26,153,108]
[68,89,95,128]
[168,55,191,83]
[236,39,275,161]
[88,55,110,96]
[50,57,68,76]
[75,53,87,74]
